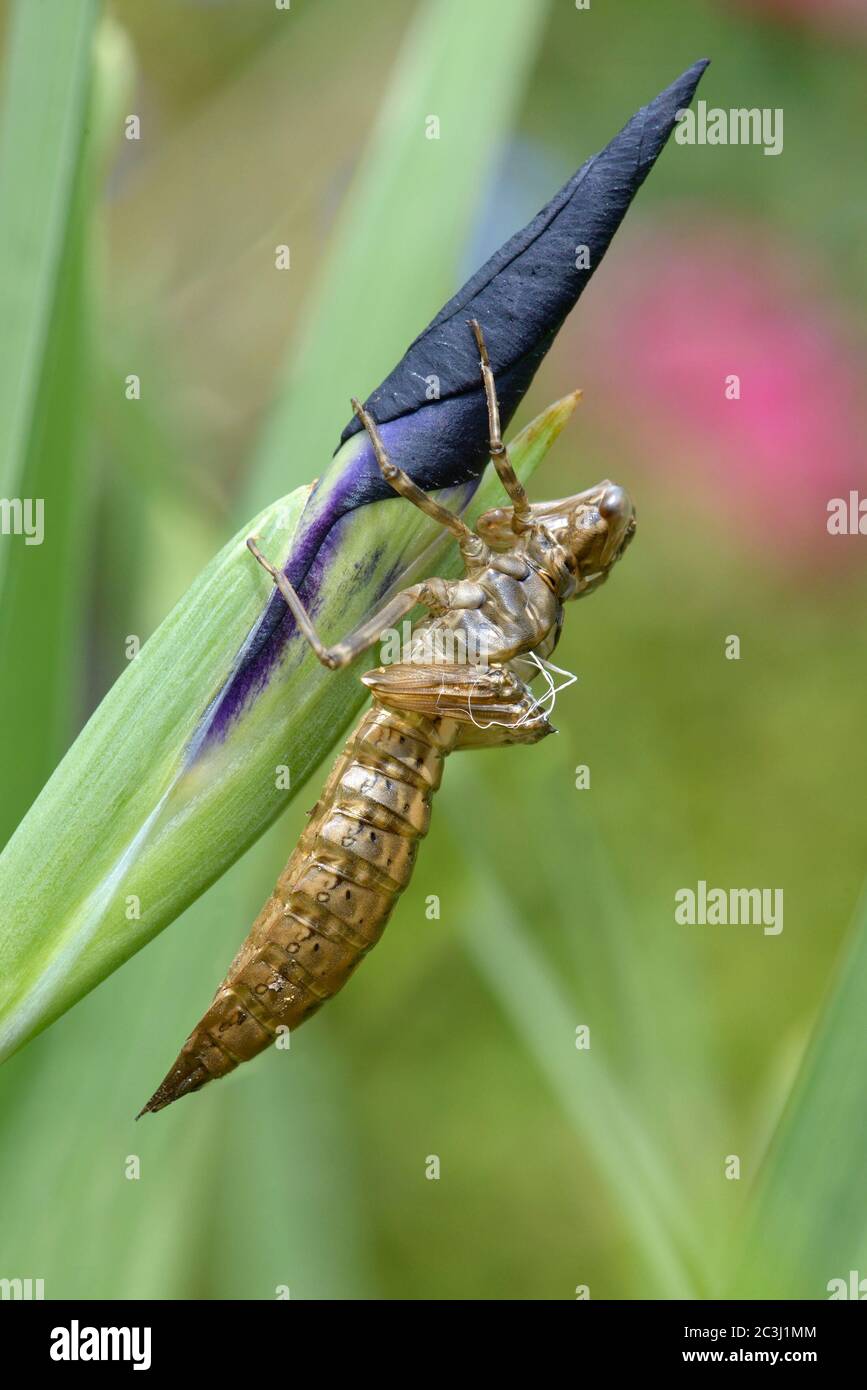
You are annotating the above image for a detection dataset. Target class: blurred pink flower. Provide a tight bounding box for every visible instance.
[573,220,865,560]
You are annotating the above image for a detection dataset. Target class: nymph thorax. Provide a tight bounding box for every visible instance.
[407,551,563,667]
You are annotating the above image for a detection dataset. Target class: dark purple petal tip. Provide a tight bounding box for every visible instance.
[338,59,710,492]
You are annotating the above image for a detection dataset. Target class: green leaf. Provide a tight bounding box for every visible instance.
[729,889,867,1298]
[443,769,700,1299]
[0,395,578,1062]
[0,0,97,503]
[245,0,549,512]
[0,0,99,844]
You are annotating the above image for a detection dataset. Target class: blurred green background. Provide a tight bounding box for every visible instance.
[1,0,865,1300]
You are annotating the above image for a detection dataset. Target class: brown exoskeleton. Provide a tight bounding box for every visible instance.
[139,321,635,1115]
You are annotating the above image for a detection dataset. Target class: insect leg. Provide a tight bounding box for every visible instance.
[351,398,488,569]
[247,538,473,670]
[469,318,533,533]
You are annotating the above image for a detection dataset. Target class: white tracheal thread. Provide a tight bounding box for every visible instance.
[440,650,578,731]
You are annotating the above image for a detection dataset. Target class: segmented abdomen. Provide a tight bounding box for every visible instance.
[140,704,457,1113]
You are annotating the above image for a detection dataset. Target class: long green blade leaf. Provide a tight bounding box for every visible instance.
[0,0,98,842]
[0,0,97,504]
[0,398,576,1060]
[730,889,867,1298]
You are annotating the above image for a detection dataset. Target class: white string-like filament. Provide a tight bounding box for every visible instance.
[437,650,578,731]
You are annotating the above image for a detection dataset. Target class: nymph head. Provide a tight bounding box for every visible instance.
[554,482,637,599]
